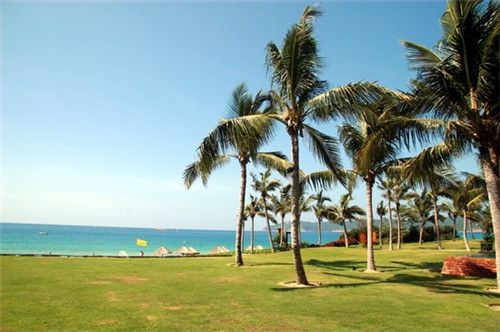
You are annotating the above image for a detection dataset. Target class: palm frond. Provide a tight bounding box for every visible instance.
[183,155,232,189]
[302,124,344,178]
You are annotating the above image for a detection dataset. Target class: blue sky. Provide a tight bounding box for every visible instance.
[2,1,478,230]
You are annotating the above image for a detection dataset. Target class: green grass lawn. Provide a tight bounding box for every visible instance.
[1,240,499,331]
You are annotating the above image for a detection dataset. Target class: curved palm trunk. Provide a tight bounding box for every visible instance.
[419,218,425,245]
[317,218,322,245]
[235,162,247,266]
[387,197,394,251]
[263,202,275,253]
[395,202,402,249]
[290,130,309,285]
[365,179,377,272]
[480,155,500,290]
[342,218,349,248]
[250,216,255,251]
[462,210,471,252]
[432,197,442,250]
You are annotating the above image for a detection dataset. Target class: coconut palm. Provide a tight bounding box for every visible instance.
[326,193,366,248]
[407,188,434,245]
[378,175,395,250]
[338,90,436,271]
[183,83,289,266]
[251,169,282,253]
[402,0,499,290]
[270,186,291,246]
[265,6,385,284]
[441,199,459,241]
[244,195,264,252]
[455,173,488,251]
[392,179,413,249]
[311,190,331,245]
[376,201,386,248]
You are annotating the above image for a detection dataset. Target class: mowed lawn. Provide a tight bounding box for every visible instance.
[1,241,499,331]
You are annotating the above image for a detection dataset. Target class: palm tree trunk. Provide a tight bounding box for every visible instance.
[468,218,475,240]
[235,162,247,266]
[250,216,255,251]
[387,197,394,251]
[280,214,285,246]
[343,219,349,248]
[480,154,500,291]
[432,197,442,250]
[395,202,402,249]
[419,219,424,245]
[263,203,275,253]
[317,219,322,245]
[378,213,383,248]
[290,130,309,285]
[452,215,457,241]
[365,179,377,272]
[463,210,471,252]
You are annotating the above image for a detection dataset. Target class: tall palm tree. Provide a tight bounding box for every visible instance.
[271,186,291,246]
[251,169,281,253]
[338,90,435,271]
[183,83,288,266]
[402,0,500,290]
[265,6,385,284]
[376,201,386,248]
[311,190,331,245]
[244,194,264,252]
[326,193,366,248]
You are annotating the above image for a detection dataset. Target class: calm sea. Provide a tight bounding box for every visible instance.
[0,223,342,256]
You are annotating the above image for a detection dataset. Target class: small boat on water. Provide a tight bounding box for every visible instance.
[39,232,48,235]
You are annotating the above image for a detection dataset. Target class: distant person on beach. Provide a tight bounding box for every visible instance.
[140,251,144,257]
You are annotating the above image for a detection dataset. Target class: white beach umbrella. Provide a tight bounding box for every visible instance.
[255,245,265,251]
[209,246,229,254]
[174,246,190,255]
[153,247,172,256]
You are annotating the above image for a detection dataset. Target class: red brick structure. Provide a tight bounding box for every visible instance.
[441,256,497,279]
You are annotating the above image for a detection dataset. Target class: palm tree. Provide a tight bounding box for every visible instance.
[244,194,264,252]
[407,188,433,245]
[265,6,382,284]
[183,83,288,266]
[405,166,456,250]
[378,175,395,250]
[338,90,435,271]
[402,0,500,290]
[251,169,281,253]
[327,193,366,248]
[392,179,413,249]
[376,201,386,248]
[441,199,459,241]
[455,173,488,251]
[311,190,331,245]
[270,186,291,246]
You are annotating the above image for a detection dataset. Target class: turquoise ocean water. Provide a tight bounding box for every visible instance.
[0,223,483,256]
[0,223,343,256]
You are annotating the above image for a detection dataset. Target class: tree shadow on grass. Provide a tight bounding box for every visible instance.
[272,260,498,297]
[391,260,443,272]
[306,259,412,273]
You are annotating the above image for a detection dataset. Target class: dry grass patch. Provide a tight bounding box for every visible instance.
[96,320,117,326]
